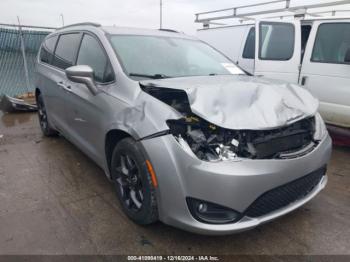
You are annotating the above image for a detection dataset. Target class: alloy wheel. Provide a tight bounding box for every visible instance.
[115,154,144,211]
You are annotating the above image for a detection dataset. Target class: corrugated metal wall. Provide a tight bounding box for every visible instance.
[0,27,51,96]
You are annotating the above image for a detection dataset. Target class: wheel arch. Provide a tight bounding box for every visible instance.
[105,129,133,178]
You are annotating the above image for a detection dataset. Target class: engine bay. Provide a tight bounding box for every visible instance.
[167,115,316,161]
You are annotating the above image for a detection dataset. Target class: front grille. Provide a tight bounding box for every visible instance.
[250,117,315,159]
[254,132,313,159]
[244,166,326,218]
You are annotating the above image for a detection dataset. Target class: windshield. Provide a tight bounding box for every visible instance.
[109,35,244,79]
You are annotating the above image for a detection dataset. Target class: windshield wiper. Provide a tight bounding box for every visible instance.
[129,73,171,79]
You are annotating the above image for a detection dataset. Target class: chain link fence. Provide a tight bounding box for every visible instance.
[0,24,55,97]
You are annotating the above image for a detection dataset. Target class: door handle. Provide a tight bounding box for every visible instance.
[57,81,71,91]
[301,76,308,86]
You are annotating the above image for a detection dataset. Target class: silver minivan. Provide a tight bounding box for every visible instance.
[35,23,332,235]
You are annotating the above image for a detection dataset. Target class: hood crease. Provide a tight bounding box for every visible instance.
[141,75,319,130]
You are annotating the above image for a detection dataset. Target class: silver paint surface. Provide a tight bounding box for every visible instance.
[141,75,319,130]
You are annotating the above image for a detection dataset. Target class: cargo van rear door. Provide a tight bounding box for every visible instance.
[254,20,301,83]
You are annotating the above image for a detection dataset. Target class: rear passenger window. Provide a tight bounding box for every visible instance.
[242,27,255,59]
[52,33,81,70]
[77,34,114,83]
[311,23,350,64]
[40,35,58,64]
[259,22,294,60]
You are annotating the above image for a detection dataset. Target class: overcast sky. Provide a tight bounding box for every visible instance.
[1,0,350,34]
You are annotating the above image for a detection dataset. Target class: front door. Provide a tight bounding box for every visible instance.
[64,33,115,163]
[238,25,255,74]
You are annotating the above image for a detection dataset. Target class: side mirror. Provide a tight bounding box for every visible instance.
[65,65,99,95]
[345,48,350,63]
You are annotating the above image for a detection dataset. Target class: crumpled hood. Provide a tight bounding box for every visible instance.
[141,75,319,130]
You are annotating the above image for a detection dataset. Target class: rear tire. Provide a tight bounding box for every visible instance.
[111,137,158,225]
[36,93,58,137]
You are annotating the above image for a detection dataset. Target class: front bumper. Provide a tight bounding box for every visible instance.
[141,134,332,235]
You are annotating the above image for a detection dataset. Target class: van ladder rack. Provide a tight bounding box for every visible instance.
[262,8,350,20]
[195,0,350,27]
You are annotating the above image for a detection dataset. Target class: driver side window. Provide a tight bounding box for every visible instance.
[76,34,115,83]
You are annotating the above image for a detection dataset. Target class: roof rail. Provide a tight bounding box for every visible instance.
[56,22,101,31]
[158,28,179,33]
[195,0,350,27]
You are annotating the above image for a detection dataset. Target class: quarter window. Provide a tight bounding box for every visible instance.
[40,35,58,64]
[77,34,114,83]
[259,22,294,60]
[311,23,350,64]
[242,27,255,59]
[52,33,81,70]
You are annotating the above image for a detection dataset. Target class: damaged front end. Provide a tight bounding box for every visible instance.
[141,85,320,162]
[167,115,317,161]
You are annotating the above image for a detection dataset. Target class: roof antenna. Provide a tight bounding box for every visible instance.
[60,14,65,26]
[160,0,163,29]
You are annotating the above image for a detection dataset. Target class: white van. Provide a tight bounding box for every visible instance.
[197,18,350,129]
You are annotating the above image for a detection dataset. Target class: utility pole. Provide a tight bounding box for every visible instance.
[60,14,65,26]
[160,0,163,29]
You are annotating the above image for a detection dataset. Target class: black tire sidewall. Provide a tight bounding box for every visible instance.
[37,94,57,137]
[111,138,158,225]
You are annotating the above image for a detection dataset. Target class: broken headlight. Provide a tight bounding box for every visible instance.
[142,85,239,161]
[167,116,240,162]
[313,113,328,141]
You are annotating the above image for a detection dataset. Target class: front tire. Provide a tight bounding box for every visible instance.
[111,137,158,225]
[36,93,58,137]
